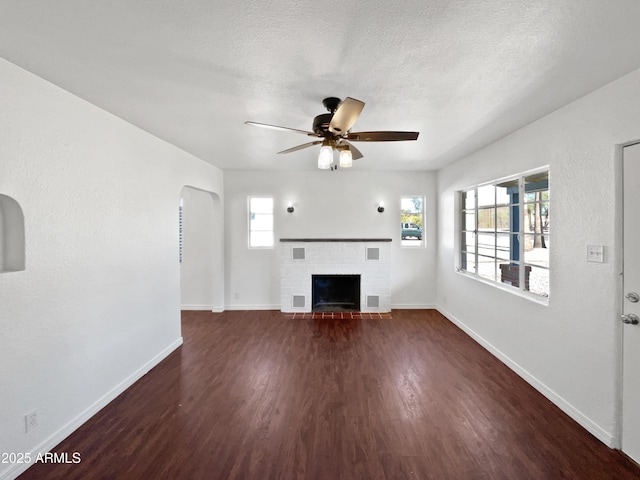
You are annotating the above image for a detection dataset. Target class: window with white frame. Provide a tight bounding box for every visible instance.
[400,196,425,247]
[459,169,549,298]
[249,197,274,248]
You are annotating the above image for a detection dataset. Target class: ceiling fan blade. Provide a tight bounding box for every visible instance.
[277,140,323,154]
[346,131,419,142]
[245,121,318,137]
[341,140,364,160]
[329,97,365,134]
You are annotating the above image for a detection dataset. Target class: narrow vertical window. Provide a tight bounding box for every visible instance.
[400,196,425,247]
[249,197,274,248]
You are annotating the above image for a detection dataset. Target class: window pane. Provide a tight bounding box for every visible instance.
[524,202,549,235]
[250,231,273,247]
[496,206,511,231]
[525,193,549,207]
[478,208,495,230]
[477,185,495,207]
[462,211,476,231]
[477,255,496,281]
[540,201,549,215]
[498,262,521,288]
[506,203,520,223]
[525,171,549,199]
[250,197,273,213]
[524,235,549,267]
[463,190,475,209]
[477,232,495,257]
[496,233,511,260]
[505,233,520,262]
[496,185,511,205]
[250,213,273,231]
[496,179,518,203]
[525,265,549,297]
[461,253,476,274]
[462,232,476,253]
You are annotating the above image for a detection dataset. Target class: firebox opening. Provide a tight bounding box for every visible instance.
[312,274,361,312]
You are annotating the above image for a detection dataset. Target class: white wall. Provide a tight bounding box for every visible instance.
[180,186,224,311]
[224,170,437,310]
[436,67,640,447]
[0,58,223,480]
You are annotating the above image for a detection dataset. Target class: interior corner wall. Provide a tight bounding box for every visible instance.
[436,67,640,447]
[223,170,437,310]
[0,57,223,480]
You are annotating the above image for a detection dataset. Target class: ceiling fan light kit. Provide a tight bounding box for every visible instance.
[339,147,353,168]
[318,145,333,169]
[245,97,419,170]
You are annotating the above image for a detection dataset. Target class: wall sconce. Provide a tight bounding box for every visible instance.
[287,201,295,213]
[377,201,385,213]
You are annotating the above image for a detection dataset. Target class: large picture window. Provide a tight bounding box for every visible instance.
[459,169,549,299]
[248,197,274,248]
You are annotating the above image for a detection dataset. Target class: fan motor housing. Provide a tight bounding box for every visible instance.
[312,113,333,136]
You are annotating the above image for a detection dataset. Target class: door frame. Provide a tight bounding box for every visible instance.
[615,139,640,451]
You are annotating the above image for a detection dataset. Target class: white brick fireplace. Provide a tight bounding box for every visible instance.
[280,239,392,313]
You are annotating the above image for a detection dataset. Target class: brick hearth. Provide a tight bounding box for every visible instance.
[285,312,393,320]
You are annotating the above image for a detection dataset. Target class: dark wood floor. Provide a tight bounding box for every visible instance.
[19,310,640,479]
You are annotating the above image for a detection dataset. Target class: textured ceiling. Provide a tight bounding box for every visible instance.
[2,0,640,171]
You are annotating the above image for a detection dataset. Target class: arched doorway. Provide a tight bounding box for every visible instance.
[0,194,26,273]
[179,186,223,314]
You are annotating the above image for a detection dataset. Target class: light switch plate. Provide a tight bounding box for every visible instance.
[587,245,604,263]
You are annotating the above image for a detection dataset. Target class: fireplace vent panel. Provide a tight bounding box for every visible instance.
[292,295,306,308]
[366,295,380,309]
[366,247,380,261]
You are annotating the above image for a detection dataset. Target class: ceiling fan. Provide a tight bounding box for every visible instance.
[245,97,419,169]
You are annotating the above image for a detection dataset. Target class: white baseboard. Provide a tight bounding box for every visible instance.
[221,303,438,313]
[181,304,212,310]
[181,305,224,312]
[225,304,280,311]
[1,338,183,480]
[391,303,437,310]
[436,306,615,448]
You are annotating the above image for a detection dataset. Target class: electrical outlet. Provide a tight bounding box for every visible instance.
[25,411,38,433]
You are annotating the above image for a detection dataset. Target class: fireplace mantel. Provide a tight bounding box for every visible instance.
[280,238,392,242]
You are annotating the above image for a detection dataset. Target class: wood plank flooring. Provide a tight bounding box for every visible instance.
[18,310,640,479]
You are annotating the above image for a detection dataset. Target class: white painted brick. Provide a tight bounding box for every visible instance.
[280,241,391,312]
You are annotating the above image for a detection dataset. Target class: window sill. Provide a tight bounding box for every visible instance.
[455,269,549,306]
[400,240,426,249]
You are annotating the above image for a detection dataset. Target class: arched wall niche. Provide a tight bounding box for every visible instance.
[0,194,26,273]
